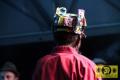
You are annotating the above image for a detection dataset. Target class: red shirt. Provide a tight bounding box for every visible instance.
[33,46,101,80]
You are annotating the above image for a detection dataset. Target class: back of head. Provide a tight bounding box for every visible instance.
[54,31,79,45]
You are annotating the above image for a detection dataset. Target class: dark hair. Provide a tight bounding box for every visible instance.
[54,31,79,45]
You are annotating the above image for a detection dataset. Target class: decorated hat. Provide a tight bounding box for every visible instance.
[54,7,87,35]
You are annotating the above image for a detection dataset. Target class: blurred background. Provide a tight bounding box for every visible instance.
[0,0,120,80]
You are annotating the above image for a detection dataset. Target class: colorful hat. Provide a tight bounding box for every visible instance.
[54,7,87,35]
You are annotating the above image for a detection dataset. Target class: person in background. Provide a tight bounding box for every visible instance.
[33,7,102,80]
[93,58,107,65]
[0,62,19,80]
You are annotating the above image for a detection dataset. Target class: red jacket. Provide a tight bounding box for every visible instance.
[33,46,101,80]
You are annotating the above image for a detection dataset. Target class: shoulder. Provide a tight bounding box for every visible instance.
[37,53,58,65]
[76,54,96,70]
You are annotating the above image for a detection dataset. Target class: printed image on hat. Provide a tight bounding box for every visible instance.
[54,7,87,35]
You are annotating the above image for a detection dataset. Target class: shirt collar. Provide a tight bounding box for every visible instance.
[52,45,78,54]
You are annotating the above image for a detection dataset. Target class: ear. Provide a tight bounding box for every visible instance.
[72,35,81,51]
[80,31,86,38]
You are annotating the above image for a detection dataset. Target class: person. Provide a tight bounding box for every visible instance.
[93,58,106,65]
[0,62,19,80]
[33,7,101,80]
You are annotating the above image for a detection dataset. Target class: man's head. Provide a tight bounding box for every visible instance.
[53,7,87,50]
[0,62,19,80]
[54,31,82,50]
